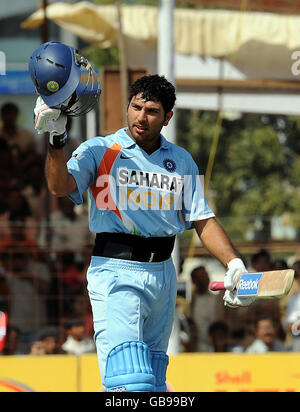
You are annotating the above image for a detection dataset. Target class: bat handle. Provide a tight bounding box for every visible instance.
[209,281,225,291]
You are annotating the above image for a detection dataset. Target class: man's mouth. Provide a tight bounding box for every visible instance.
[134,125,148,133]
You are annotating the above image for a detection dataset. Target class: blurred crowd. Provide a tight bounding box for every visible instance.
[173,250,300,355]
[1,102,300,357]
[0,102,95,355]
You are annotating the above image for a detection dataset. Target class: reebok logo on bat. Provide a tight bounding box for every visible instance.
[237,273,262,296]
[239,279,259,290]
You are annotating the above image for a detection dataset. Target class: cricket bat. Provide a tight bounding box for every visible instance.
[209,269,294,298]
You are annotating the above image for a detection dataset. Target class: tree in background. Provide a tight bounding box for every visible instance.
[177,110,300,242]
[86,0,300,243]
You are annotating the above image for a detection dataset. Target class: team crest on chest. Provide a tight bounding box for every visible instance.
[163,158,176,173]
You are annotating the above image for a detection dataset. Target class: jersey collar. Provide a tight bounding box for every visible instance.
[160,135,170,150]
[116,128,170,150]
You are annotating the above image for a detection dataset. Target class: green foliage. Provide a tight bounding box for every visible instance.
[82,45,119,67]
[92,0,157,5]
[177,110,300,240]
[92,0,201,8]
[92,0,116,4]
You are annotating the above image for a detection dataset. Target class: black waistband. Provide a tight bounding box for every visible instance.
[93,232,176,263]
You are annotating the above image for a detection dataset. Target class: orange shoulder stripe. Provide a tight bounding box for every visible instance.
[90,143,123,220]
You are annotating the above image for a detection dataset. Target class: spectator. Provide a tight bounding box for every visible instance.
[2,325,21,355]
[60,290,94,340]
[60,252,86,293]
[21,159,47,223]
[0,170,13,208]
[0,138,15,175]
[68,293,93,338]
[272,259,288,270]
[49,197,93,253]
[179,317,198,353]
[284,261,300,351]
[3,247,50,353]
[251,249,272,272]
[0,103,36,163]
[0,204,10,243]
[47,253,88,328]
[246,315,287,353]
[0,187,39,252]
[0,220,39,266]
[30,340,46,356]
[207,321,244,353]
[0,263,9,314]
[190,266,223,351]
[8,186,39,244]
[45,257,64,326]
[61,319,96,356]
[34,326,62,355]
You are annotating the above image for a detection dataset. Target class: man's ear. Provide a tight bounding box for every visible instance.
[163,111,173,126]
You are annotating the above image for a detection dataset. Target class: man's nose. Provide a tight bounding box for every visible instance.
[137,109,147,122]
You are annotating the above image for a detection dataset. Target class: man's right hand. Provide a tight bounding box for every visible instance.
[34,96,68,149]
[223,258,256,308]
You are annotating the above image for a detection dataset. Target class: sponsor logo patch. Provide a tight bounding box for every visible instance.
[237,273,263,297]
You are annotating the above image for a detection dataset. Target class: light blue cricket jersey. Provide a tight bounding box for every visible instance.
[67,128,215,237]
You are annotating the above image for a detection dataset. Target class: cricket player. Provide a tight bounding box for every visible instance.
[30,41,255,392]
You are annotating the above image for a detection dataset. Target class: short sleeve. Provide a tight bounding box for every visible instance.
[67,142,97,205]
[181,155,215,229]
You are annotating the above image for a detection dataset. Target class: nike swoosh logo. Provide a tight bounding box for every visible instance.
[120,154,135,159]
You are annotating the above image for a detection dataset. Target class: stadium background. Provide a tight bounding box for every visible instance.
[1,0,300,392]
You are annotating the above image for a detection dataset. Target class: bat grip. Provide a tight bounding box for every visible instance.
[209,281,225,291]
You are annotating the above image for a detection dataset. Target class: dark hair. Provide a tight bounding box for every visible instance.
[251,249,271,265]
[190,266,209,284]
[1,103,19,116]
[208,321,229,336]
[37,326,59,341]
[65,318,84,330]
[254,315,274,330]
[292,261,300,272]
[0,138,9,150]
[272,259,288,270]
[191,266,206,276]
[128,75,176,115]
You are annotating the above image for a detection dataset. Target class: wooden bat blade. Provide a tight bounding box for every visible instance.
[253,269,294,298]
[209,269,295,299]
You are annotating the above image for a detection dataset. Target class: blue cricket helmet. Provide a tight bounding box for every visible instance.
[29,41,101,116]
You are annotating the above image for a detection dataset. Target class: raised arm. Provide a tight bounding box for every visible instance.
[46,147,77,197]
[34,96,77,197]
